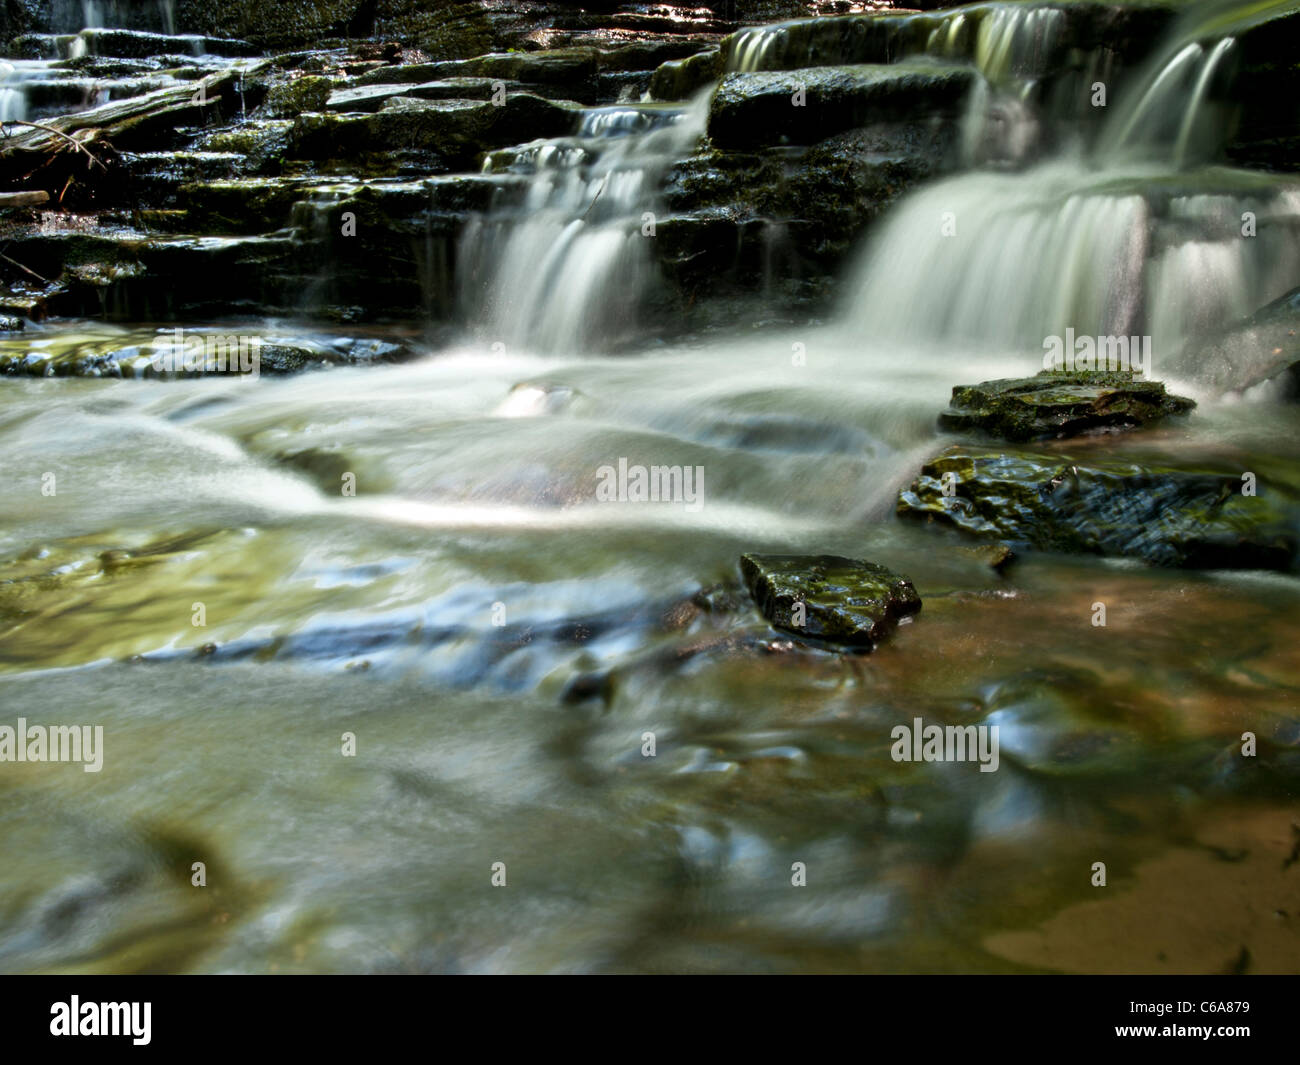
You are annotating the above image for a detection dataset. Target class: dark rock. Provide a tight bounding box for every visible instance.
[714,3,1178,75]
[708,63,976,150]
[262,74,335,117]
[658,116,961,316]
[897,445,1300,570]
[938,371,1195,442]
[1221,2,1300,171]
[1181,284,1300,398]
[1271,360,1300,402]
[649,48,722,101]
[286,93,579,174]
[957,543,1016,573]
[739,552,921,648]
[326,77,498,111]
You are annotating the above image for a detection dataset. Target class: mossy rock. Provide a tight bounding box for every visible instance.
[740,552,921,648]
[939,370,1195,442]
[263,75,335,117]
[897,445,1300,570]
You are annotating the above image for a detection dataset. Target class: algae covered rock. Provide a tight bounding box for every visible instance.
[897,445,1300,570]
[740,552,921,648]
[938,370,1195,442]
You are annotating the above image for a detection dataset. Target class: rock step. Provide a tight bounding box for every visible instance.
[284,93,582,175]
[708,63,977,150]
[6,30,262,62]
[714,2,1180,75]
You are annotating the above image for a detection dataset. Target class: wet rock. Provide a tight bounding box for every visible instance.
[658,116,961,316]
[1182,284,1300,398]
[898,444,1300,570]
[61,29,260,59]
[286,93,579,174]
[326,77,499,111]
[262,75,335,117]
[649,48,723,101]
[1221,2,1300,172]
[740,552,921,648]
[197,121,294,175]
[957,544,1016,573]
[715,3,1178,75]
[939,370,1196,442]
[0,328,412,377]
[709,64,976,150]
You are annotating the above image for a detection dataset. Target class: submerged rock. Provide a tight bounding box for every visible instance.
[898,445,1300,570]
[739,553,921,648]
[938,371,1195,442]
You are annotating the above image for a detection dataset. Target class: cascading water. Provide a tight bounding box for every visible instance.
[0,61,28,123]
[843,0,1300,377]
[457,94,709,353]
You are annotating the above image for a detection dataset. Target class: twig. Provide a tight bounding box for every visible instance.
[582,173,609,219]
[0,120,107,172]
[0,249,51,284]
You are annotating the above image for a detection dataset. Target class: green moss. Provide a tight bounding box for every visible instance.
[263,75,334,118]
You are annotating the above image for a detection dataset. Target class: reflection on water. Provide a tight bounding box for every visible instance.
[1,325,1298,973]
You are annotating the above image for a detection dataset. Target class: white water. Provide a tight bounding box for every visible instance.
[457,94,710,353]
[843,0,1300,373]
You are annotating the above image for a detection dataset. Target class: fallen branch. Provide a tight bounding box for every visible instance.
[0,190,50,207]
[0,120,107,172]
[0,250,51,285]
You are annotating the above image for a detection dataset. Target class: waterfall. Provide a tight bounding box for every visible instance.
[457,94,709,354]
[1099,38,1237,167]
[843,0,1300,373]
[0,62,27,123]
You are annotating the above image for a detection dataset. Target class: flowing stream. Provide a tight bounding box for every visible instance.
[1,0,1298,973]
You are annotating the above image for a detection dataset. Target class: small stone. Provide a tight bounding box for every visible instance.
[739,553,921,648]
